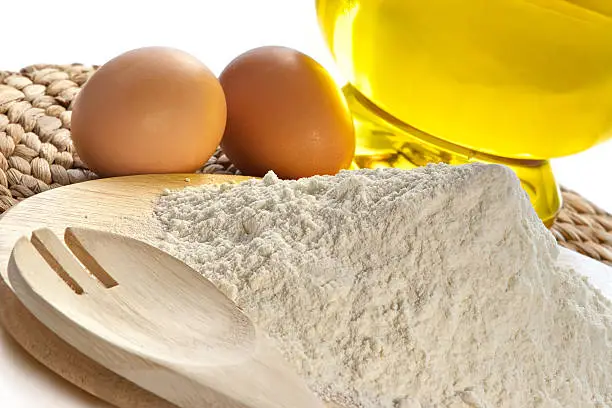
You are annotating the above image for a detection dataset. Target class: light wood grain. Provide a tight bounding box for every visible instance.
[9,226,325,408]
[0,173,255,408]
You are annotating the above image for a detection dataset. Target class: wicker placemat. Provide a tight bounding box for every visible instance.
[1,64,611,267]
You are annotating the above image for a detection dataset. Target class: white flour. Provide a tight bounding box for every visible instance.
[151,163,612,408]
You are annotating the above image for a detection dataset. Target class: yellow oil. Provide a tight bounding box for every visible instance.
[316,0,612,225]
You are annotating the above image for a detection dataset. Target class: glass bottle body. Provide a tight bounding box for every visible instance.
[316,0,612,225]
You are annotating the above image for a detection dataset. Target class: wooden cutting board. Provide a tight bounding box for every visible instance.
[0,173,252,408]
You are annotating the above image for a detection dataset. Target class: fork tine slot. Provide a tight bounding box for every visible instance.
[29,234,83,294]
[64,228,118,289]
[31,228,102,293]
[9,236,83,300]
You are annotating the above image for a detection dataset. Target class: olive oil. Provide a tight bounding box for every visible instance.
[316,0,612,225]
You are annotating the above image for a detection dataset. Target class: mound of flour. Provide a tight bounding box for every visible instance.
[151,163,612,408]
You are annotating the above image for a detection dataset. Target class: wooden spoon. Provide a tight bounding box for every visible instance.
[7,227,324,408]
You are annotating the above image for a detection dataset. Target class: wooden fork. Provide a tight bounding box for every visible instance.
[8,227,325,408]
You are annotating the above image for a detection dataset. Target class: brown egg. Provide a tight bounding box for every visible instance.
[219,46,355,179]
[71,46,226,177]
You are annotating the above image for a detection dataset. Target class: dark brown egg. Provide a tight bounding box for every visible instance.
[71,46,226,177]
[219,46,355,179]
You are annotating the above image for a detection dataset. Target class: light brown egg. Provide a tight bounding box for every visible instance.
[71,46,226,177]
[219,46,355,179]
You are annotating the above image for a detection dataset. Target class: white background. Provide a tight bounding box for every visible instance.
[2,0,611,211]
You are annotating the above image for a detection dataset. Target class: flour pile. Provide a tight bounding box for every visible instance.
[152,163,612,407]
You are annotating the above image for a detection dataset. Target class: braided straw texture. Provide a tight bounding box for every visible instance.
[1,64,611,266]
[553,188,612,266]
[0,64,98,212]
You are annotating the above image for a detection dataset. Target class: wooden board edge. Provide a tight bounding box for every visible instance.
[0,272,176,407]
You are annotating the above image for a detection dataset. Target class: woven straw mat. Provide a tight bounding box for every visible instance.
[1,64,611,267]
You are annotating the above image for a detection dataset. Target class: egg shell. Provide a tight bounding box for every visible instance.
[71,46,226,177]
[219,46,355,179]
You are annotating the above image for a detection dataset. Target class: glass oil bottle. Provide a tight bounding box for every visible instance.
[316,0,612,226]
